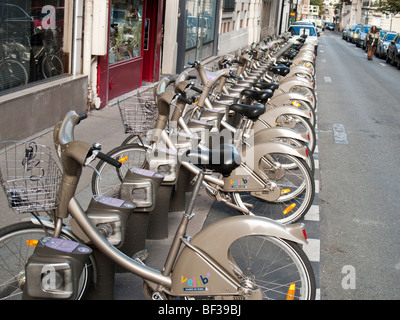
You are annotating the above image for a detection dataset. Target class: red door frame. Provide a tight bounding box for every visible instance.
[98,0,164,109]
[142,0,163,82]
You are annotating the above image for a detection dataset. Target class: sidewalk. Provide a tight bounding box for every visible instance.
[0,56,224,299]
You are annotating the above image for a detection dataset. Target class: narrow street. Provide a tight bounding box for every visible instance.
[316,31,400,299]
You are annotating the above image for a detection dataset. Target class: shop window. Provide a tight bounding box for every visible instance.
[109,0,143,65]
[185,0,216,49]
[0,1,67,94]
[183,0,217,65]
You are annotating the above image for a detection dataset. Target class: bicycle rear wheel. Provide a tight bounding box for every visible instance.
[228,235,316,300]
[0,221,91,300]
[232,153,314,224]
[276,115,316,154]
[289,85,316,109]
[91,144,147,197]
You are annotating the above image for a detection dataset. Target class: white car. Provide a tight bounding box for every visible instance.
[287,24,319,51]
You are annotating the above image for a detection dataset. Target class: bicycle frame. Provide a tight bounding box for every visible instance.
[188,61,314,126]
[154,79,310,204]
[54,111,308,298]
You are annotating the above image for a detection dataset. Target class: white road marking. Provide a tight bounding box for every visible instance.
[332,123,349,144]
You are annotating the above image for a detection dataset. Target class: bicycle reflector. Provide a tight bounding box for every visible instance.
[26,239,39,247]
[118,156,129,163]
[283,203,296,215]
[300,223,308,240]
[286,283,296,300]
[291,101,301,107]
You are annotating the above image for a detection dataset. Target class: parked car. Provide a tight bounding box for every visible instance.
[287,24,319,51]
[291,21,314,27]
[342,26,349,40]
[376,31,396,59]
[0,3,34,39]
[346,24,362,42]
[357,25,371,48]
[326,23,335,31]
[351,27,361,44]
[380,29,389,39]
[386,33,400,66]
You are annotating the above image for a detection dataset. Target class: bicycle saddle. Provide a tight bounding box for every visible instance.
[253,82,279,92]
[241,89,273,103]
[282,51,297,59]
[229,102,266,120]
[276,59,292,67]
[269,65,290,76]
[185,145,241,177]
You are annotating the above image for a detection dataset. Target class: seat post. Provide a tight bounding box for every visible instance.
[162,169,205,276]
[185,170,205,219]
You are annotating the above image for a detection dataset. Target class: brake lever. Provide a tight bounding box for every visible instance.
[87,163,102,180]
[85,143,102,179]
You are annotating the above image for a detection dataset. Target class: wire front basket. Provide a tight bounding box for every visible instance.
[0,141,62,214]
[118,96,158,135]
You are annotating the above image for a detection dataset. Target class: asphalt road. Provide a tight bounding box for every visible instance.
[317,31,400,299]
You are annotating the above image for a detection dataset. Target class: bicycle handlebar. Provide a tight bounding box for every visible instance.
[96,151,122,168]
[177,94,193,105]
[190,85,203,94]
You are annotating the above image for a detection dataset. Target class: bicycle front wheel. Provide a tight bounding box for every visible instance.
[41,54,64,78]
[228,235,316,300]
[0,58,28,90]
[91,144,147,197]
[0,221,91,300]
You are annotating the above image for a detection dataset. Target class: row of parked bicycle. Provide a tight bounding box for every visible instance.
[343,24,400,67]
[0,33,319,300]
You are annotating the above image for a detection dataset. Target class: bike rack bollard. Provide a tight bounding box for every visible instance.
[146,184,173,239]
[85,248,116,300]
[169,166,191,212]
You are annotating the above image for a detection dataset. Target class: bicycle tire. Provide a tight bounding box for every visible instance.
[41,54,64,78]
[232,154,315,224]
[227,235,316,300]
[91,144,147,197]
[120,134,148,147]
[0,58,28,90]
[0,221,91,300]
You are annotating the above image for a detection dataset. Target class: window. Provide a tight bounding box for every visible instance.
[0,1,67,94]
[222,0,235,12]
[288,26,317,36]
[109,0,143,65]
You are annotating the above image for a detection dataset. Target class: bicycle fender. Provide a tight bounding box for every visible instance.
[279,78,314,91]
[288,66,314,76]
[241,139,310,168]
[270,91,313,106]
[258,105,311,126]
[171,216,307,295]
[30,215,78,242]
[250,125,310,144]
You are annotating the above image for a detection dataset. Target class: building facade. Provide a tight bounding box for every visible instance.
[0,0,287,141]
[0,0,87,141]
